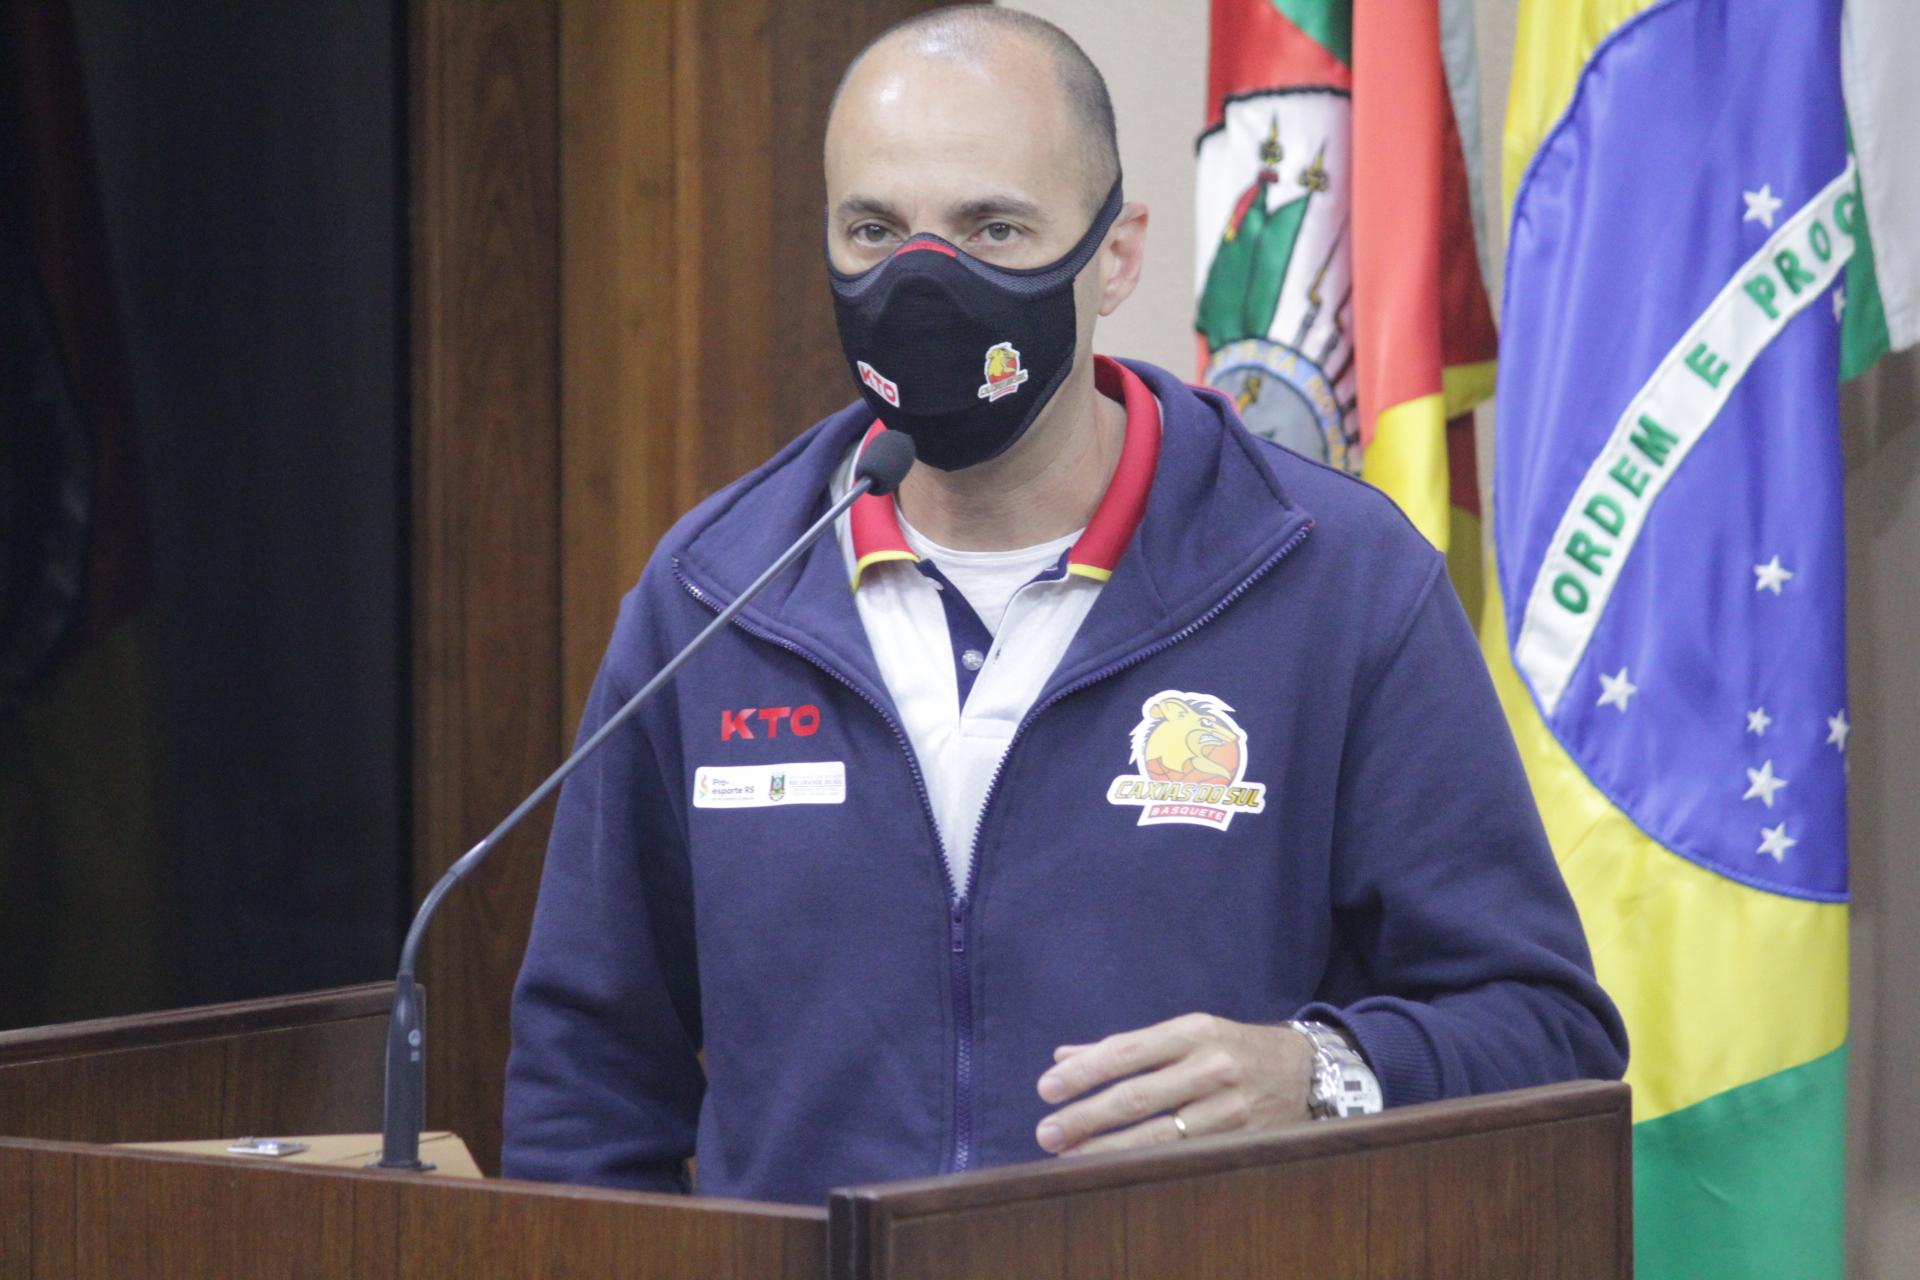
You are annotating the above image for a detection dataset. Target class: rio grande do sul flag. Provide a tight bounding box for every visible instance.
[1194,0,1497,604]
[1487,0,1905,1272]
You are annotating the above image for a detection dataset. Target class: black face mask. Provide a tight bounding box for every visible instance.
[827,181,1124,472]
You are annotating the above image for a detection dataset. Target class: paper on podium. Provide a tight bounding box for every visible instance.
[117,1131,484,1178]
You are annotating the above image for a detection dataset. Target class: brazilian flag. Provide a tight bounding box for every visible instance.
[1484,0,1906,1272]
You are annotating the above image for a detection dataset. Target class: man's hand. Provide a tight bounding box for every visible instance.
[1033,1013,1315,1156]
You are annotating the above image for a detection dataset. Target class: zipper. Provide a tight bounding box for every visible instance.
[675,517,1311,1175]
[673,562,978,1170]
[947,898,974,1171]
[948,521,1311,1166]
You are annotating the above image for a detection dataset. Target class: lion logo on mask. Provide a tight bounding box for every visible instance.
[977,341,1029,401]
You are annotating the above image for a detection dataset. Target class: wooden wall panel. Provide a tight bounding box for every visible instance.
[409,0,562,1178]
[557,0,954,719]
[670,0,779,504]
[557,0,682,727]
[418,0,952,1176]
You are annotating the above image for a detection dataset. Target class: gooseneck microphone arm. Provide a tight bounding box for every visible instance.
[376,430,916,1171]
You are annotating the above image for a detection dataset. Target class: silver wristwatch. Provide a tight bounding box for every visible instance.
[1287,1020,1384,1119]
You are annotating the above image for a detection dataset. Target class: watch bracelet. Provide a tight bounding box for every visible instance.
[1286,1019,1384,1120]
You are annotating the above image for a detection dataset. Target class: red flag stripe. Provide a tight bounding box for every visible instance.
[1206,0,1351,128]
[1349,1,1497,442]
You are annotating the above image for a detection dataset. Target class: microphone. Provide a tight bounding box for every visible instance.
[852,428,915,498]
[375,428,914,1170]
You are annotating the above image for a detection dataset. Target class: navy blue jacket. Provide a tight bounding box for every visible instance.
[501,358,1627,1206]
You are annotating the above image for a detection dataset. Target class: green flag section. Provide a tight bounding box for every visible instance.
[1274,0,1351,65]
[1635,1047,1848,1280]
[1270,0,1350,66]
[1841,0,1920,352]
[1195,130,1314,352]
[1838,160,1892,380]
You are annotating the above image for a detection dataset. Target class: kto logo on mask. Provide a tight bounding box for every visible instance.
[857,360,900,407]
[976,341,1029,401]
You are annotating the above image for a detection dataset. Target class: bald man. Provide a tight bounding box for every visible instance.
[503,7,1625,1205]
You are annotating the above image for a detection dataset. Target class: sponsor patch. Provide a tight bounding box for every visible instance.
[1106,691,1267,831]
[858,360,900,407]
[694,761,845,809]
[720,704,822,741]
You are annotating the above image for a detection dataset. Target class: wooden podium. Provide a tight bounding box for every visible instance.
[0,984,1630,1277]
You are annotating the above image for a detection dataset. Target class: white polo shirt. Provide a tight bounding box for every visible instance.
[833,356,1162,895]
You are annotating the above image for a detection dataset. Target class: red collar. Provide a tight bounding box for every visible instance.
[848,356,1160,589]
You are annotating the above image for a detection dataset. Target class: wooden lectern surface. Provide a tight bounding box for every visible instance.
[0,1138,827,1280]
[832,1081,1632,1280]
[0,985,1631,1278]
[0,983,387,1146]
[118,1132,484,1180]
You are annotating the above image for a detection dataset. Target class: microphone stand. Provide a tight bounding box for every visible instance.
[375,455,904,1170]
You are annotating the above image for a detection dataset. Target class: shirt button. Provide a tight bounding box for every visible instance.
[961,649,986,671]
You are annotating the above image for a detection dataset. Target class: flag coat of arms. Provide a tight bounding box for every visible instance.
[1488,0,1907,1271]
[1196,0,1497,601]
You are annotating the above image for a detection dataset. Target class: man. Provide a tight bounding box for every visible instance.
[503,7,1625,1205]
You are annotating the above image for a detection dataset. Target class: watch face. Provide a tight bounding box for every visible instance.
[1328,1061,1384,1118]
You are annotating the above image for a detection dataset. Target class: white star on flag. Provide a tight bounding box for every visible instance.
[1757,822,1798,862]
[1833,287,1847,322]
[1597,668,1638,712]
[1753,555,1794,594]
[1743,184,1784,228]
[1827,710,1851,752]
[1746,707,1772,735]
[1743,759,1788,808]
